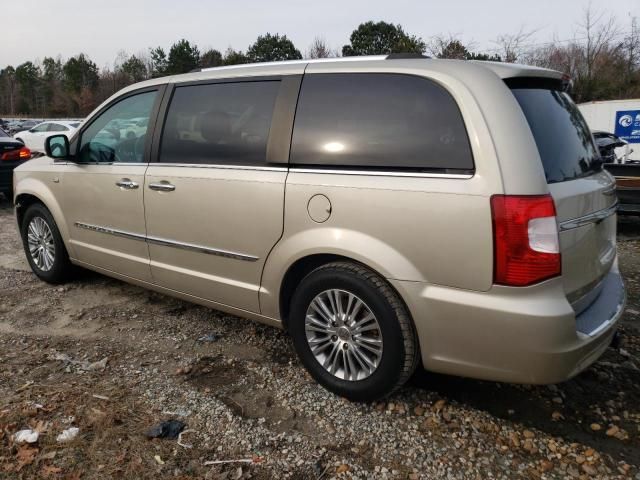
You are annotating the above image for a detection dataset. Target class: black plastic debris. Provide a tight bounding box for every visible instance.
[145,420,186,440]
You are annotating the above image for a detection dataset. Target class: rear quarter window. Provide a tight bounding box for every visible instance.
[507,79,600,183]
[290,73,474,172]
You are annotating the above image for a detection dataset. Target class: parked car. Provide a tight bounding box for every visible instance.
[593,131,630,164]
[0,128,30,197]
[6,121,25,135]
[13,120,39,135]
[13,121,80,152]
[13,56,625,400]
[593,131,640,215]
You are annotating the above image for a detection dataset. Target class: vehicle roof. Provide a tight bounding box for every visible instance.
[117,56,564,95]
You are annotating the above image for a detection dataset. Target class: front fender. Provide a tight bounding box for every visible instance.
[259,227,424,319]
[15,176,75,258]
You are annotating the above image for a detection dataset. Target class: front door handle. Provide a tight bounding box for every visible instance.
[116,178,139,189]
[149,181,176,192]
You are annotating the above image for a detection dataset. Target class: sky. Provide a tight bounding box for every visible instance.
[4,0,638,69]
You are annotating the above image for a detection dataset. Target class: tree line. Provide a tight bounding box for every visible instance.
[1,10,638,118]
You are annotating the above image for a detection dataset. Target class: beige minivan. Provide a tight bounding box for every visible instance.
[13,55,625,400]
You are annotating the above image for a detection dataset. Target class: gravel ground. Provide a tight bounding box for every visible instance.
[0,197,639,479]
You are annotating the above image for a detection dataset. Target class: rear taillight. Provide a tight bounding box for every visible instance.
[1,147,31,161]
[491,194,561,286]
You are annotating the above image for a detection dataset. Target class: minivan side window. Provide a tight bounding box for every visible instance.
[77,90,158,164]
[159,81,280,166]
[290,73,474,172]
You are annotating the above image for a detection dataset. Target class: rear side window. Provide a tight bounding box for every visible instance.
[290,73,474,172]
[508,80,600,183]
[160,81,280,166]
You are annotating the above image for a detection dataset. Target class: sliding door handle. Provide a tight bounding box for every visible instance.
[149,181,176,192]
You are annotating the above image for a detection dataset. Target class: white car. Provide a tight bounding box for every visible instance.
[13,121,81,152]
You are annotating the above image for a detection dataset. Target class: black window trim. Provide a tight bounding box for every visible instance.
[288,71,476,177]
[69,84,168,165]
[150,74,302,167]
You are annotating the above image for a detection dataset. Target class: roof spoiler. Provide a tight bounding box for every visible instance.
[386,53,430,60]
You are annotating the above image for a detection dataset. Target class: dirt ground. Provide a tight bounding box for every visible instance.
[0,196,639,479]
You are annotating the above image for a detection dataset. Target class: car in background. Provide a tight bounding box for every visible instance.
[593,131,633,164]
[6,121,25,135]
[0,128,30,198]
[14,120,39,134]
[13,121,80,152]
[593,130,640,215]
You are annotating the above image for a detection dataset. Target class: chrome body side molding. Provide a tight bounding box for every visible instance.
[74,222,259,262]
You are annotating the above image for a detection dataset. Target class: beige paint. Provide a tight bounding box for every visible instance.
[13,57,624,385]
[144,165,287,312]
[61,163,152,281]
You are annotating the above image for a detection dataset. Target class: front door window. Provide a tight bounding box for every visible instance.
[77,91,157,163]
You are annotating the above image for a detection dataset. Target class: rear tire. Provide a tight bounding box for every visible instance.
[288,261,419,401]
[20,203,73,284]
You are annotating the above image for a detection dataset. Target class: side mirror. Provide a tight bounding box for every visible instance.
[45,134,70,159]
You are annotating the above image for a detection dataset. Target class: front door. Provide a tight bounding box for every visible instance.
[61,88,163,281]
[144,77,298,312]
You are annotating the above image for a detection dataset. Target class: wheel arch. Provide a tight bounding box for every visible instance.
[260,228,424,325]
[15,181,74,257]
[275,253,416,334]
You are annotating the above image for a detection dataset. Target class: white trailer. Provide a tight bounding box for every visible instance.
[579,99,640,161]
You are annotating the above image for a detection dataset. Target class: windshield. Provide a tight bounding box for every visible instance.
[508,83,600,183]
[0,129,7,138]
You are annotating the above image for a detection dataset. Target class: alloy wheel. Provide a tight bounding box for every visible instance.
[305,289,383,381]
[27,216,55,271]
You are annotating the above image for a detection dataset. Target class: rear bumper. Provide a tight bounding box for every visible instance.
[391,261,625,384]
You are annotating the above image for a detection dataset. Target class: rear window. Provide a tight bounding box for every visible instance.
[507,79,600,183]
[290,73,474,172]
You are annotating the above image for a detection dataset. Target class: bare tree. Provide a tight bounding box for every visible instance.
[578,2,619,82]
[494,26,538,63]
[428,34,469,59]
[307,37,335,59]
[623,15,639,80]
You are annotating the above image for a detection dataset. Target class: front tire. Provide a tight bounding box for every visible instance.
[289,261,419,401]
[20,203,73,284]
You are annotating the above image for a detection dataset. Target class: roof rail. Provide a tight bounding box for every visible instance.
[200,55,388,73]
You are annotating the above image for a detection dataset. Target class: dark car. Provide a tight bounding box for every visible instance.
[594,131,640,215]
[0,128,31,198]
[593,131,629,163]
